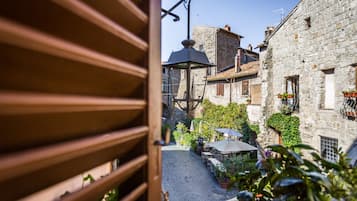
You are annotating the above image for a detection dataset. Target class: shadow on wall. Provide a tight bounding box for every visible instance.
[347,138,357,167]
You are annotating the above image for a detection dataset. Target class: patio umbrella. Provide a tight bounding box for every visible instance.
[215,128,243,138]
[206,140,257,154]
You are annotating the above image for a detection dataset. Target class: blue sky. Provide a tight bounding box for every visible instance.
[161,0,300,61]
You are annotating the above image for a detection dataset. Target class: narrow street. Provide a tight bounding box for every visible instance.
[162,145,237,201]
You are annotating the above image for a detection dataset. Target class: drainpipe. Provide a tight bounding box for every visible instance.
[227,78,232,103]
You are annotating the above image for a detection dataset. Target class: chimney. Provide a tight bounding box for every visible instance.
[234,49,242,73]
[224,24,231,32]
[264,26,275,39]
[247,44,252,51]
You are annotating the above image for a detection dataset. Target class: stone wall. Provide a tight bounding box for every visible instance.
[206,75,261,106]
[259,0,357,152]
[216,31,241,71]
[205,74,262,124]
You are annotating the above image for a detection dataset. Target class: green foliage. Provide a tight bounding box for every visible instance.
[267,113,301,146]
[172,100,259,148]
[279,104,293,115]
[220,156,259,190]
[236,144,357,201]
[83,174,95,184]
[201,99,255,142]
[248,123,260,135]
[172,122,194,147]
[224,156,258,176]
[202,99,247,130]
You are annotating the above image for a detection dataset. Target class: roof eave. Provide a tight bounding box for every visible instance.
[265,0,301,42]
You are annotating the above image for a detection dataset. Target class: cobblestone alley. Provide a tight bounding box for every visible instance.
[162,145,237,201]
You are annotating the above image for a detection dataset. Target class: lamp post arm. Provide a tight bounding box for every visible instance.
[161,0,185,19]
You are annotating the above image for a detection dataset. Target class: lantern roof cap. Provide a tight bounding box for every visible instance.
[162,39,215,69]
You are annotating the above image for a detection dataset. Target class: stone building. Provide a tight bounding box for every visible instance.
[162,66,180,119]
[206,48,262,123]
[258,0,357,161]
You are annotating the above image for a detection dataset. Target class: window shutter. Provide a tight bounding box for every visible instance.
[0,0,161,200]
[242,80,249,96]
[216,83,224,96]
[250,84,261,105]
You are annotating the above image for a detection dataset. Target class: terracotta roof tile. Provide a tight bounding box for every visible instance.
[207,61,259,81]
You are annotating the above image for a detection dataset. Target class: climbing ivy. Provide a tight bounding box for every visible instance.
[267,113,301,146]
[200,99,255,142]
[172,100,260,146]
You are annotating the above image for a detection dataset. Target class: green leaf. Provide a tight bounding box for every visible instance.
[268,144,289,156]
[287,149,304,164]
[290,143,316,151]
[305,171,331,189]
[302,159,321,171]
[274,177,304,188]
[83,174,95,183]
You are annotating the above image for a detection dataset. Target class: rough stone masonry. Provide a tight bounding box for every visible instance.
[258,0,357,154]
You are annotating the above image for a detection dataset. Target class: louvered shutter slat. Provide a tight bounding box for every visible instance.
[0,17,147,78]
[62,155,148,201]
[0,127,148,200]
[52,0,148,52]
[121,183,148,201]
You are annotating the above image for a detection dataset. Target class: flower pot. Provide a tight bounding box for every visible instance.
[287,94,294,99]
[344,92,354,98]
[219,180,229,189]
[346,111,353,117]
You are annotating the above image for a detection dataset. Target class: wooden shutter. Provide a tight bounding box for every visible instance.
[0,0,161,200]
[250,84,261,105]
[242,80,249,96]
[216,83,224,96]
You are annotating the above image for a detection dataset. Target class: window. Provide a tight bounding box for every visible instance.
[286,76,299,111]
[162,80,168,93]
[162,67,166,74]
[323,69,335,109]
[304,17,311,28]
[321,136,338,162]
[199,44,204,51]
[242,80,249,96]
[216,83,224,96]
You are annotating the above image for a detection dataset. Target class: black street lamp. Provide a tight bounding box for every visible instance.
[162,0,214,117]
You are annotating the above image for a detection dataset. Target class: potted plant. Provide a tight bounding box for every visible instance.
[287,93,294,99]
[277,93,294,100]
[215,169,230,189]
[218,175,230,189]
[353,90,357,97]
[342,90,357,97]
[342,90,351,97]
